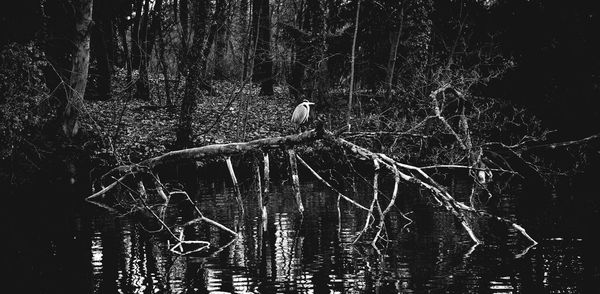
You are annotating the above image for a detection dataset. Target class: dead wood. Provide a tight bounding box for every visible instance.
[327,132,536,246]
[88,120,538,253]
[97,126,325,187]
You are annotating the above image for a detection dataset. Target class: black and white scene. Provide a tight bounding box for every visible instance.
[2,0,600,293]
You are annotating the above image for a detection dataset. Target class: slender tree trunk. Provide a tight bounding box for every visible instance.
[347,0,361,130]
[385,7,404,101]
[134,0,150,100]
[289,46,304,99]
[202,5,219,74]
[63,0,94,138]
[176,0,208,148]
[145,0,163,64]
[105,9,115,65]
[131,0,144,70]
[135,0,164,101]
[252,0,273,96]
[240,0,249,80]
[91,0,112,101]
[197,0,223,92]
[158,20,172,106]
[288,3,306,100]
[178,0,189,69]
[213,0,227,79]
[117,17,133,90]
[313,0,329,103]
[92,26,111,100]
[94,31,112,100]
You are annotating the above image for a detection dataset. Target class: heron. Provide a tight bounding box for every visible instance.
[291,99,315,132]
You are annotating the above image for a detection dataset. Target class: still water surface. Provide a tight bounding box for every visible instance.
[8,171,600,293]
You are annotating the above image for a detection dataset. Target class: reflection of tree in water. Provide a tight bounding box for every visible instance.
[83,175,591,293]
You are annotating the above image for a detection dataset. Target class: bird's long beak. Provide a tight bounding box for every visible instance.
[308,102,315,105]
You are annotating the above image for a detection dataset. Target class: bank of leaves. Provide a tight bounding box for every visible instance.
[82,79,296,164]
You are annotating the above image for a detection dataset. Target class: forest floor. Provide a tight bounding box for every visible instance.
[81,80,347,164]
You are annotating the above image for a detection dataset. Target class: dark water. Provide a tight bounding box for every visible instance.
[6,168,600,294]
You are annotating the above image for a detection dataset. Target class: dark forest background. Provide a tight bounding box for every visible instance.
[1,0,599,188]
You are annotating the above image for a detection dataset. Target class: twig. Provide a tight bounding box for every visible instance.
[86,174,130,200]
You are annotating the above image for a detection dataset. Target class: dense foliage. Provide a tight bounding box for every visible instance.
[0,43,49,159]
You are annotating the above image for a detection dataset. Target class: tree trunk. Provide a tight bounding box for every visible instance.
[91,0,112,101]
[135,0,164,101]
[178,0,189,73]
[312,0,329,103]
[130,0,144,70]
[385,7,404,101]
[240,0,249,80]
[347,0,361,130]
[134,0,150,100]
[88,22,111,100]
[213,0,228,80]
[288,2,306,100]
[176,0,208,148]
[63,0,94,138]
[94,30,112,101]
[158,18,172,106]
[202,3,219,74]
[252,0,273,96]
[117,17,133,92]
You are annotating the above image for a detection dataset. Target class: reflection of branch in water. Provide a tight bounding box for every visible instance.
[171,190,237,237]
[86,199,118,213]
[114,177,177,238]
[298,152,413,248]
[88,171,239,255]
[210,237,237,257]
[331,136,538,247]
[87,174,130,201]
[464,242,480,259]
[288,214,304,278]
[169,228,211,255]
[337,194,342,239]
[354,159,381,245]
[515,242,536,259]
[401,211,414,232]
[373,162,414,247]
[296,154,368,210]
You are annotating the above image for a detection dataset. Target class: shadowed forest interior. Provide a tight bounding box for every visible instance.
[2,0,600,293]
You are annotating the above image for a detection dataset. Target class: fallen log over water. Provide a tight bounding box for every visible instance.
[87,126,328,254]
[95,125,326,184]
[87,124,537,255]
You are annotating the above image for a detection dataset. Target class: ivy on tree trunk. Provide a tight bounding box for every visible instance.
[176,0,208,148]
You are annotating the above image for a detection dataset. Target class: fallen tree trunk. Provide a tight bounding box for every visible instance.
[98,125,325,183]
